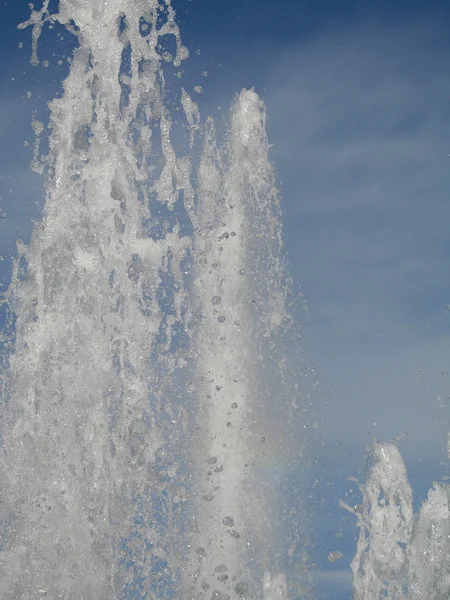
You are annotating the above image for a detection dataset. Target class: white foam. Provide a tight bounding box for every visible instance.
[2,3,293,599]
[347,442,450,600]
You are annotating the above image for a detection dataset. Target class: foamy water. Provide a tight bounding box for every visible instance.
[1,2,448,599]
[0,2,295,598]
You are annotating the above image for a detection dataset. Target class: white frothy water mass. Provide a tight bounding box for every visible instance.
[0,1,297,599]
[342,442,450,600]
[1,2,448,599]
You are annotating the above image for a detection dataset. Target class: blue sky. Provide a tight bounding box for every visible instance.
[1,0,450,598]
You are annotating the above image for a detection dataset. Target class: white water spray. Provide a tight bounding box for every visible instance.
[187,91,289,599]
[0,2,295,599]
[344,442,450,600]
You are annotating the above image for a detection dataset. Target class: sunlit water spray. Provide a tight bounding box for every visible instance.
[9,3,448,599]
[0,1,298,599]
[188,91,289,599]
[343,442,450,600]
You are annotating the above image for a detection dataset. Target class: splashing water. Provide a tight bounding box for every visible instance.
[7,3,448,600]
[0,2,299,599]
[343,442,450,600]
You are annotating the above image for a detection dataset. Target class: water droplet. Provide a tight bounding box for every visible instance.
[32,119,44,136]
[222,516,234,527]
[328,550,343,563]
[211,296,222,305]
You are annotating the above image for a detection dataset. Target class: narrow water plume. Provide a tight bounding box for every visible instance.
[0,1,301,599]
[345,442,450,600]
[187,90,289,599]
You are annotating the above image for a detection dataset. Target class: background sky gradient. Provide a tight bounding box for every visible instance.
[1,1,450,598]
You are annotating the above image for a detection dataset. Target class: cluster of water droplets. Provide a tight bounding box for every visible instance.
[0,2,297,599]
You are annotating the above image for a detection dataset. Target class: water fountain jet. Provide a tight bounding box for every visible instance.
[0,2,296,599]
